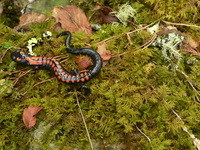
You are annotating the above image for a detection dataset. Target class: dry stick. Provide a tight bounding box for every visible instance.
[176,69,200,102]
[172,109,200,150]
[136,125,151,143]
[12,69,32,86]
[21,77,56,96]
[112,33,157,57]
[0,69,32,95]
[74,89,94,150]
[0,68,30,74]
[162,20,200,29]
[0,46,19,62]
[96,20,159,45]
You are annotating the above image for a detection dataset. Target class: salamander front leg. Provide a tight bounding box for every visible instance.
[32,65,40,70]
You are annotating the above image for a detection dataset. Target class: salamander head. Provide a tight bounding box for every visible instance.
[11,50,28,64]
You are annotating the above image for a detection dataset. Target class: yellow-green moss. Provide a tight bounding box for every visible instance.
[1,0,200,149]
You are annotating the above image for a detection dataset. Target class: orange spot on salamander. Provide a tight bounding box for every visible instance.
[81,78,85,82]
[16,58,21,61]
[85,76,90,80]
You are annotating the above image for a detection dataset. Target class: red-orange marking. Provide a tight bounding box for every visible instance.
[85,76,90,80]
[16,58,21,61]
[49,61,53,66]
[57,76,61,80]
[81,78,85,82]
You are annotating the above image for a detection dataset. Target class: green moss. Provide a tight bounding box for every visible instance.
[0,1,200,149]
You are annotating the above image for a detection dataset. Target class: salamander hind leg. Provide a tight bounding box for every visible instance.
[78,83,91,95]
[72,68,91,95]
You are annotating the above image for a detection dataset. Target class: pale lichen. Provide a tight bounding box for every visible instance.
[114,2,137,26]
[152,32,184,70]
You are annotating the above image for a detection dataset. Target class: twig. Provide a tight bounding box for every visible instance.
[0,68,30,74]
[136,125,151,142]
[21,77,56,96]
[96,20,159,45]
[176,69,200,102]
[0,46,19,62]
[162,20,200,29]
[0,69,32,95]
[112,33,157,57]
[172,109,200,150]
[74,89,93,150]
[12,69,32,86]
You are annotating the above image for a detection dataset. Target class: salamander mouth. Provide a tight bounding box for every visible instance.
[10,51,23,62]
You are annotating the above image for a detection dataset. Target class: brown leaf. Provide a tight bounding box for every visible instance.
[97,43,111,66]
[91,3,118,24]
[15,13,46,31]
[75,56,92,70]
[52,5,92,34]
[22,105,43,128]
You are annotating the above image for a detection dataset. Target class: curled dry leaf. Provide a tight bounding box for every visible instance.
[97,42,111,66]
[91,3,119,24]
[23,105,43,128]
[52,5,92,34]
[15,13,46,31]
[75,56,92,70]
[181,34,200,56]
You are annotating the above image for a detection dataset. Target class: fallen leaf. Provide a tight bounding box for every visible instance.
[180,34,200,56]
[97,43,111,66]
[52,5,92,34]
[15,13,46,31]
[75,56,92,70]
[91,3,119,24]
[23,105,43,128]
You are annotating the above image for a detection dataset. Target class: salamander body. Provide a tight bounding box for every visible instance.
[11,31,102,87]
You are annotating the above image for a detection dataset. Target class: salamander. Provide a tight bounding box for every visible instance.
[11,31,102,92]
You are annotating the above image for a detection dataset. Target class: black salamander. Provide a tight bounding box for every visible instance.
[11,31,102,93]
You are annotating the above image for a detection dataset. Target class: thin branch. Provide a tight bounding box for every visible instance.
[172,109,200,150]
[12,69,32,86]
[21,77,56,96]
[74,89,93,150]
[0,46,19,62]
[136,125,151,143]
[112,33,157,57]
[162,20,200,29]
[0,69,32,95]
[176,69,200,102]
[96,20,159,45]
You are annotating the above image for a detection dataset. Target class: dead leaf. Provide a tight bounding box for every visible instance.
[75,56,92,70]
[180,34,200,56]
[22,105,43,128]
[91,3,119,24]
[52,5,92,34]
[15,13,46,31]
[97,43,111,66]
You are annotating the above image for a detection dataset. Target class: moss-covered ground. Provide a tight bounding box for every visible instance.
[1,0,200,149]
